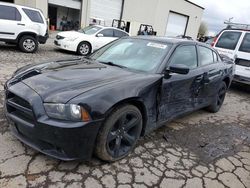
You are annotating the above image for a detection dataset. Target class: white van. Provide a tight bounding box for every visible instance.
[213,29,250,85]
[0,2,48,53]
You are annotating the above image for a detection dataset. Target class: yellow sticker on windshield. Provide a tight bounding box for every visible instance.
[147,42,167,49]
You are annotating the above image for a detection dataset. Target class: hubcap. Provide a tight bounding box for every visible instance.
[107,112,141,158]
[23,39,35,51]
[217,86,226,106]
[79,44,89,55]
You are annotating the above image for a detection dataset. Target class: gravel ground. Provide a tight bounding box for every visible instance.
[0,33,250,188]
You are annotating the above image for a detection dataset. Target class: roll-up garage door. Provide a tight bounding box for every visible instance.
[90,0,122,26]
[165,12,188,37]
[49,0,81,9]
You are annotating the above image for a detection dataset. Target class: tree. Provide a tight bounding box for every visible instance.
[199,22,208,37]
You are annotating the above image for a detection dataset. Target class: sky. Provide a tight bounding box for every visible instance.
[189,0,250,36]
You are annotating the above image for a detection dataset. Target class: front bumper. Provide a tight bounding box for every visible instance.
[54,39,77,52]
[233,74,250,85]
[38,32,49,44]
[4,82,102,161]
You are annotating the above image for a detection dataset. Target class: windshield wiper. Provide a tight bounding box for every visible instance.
[100,61,126,69]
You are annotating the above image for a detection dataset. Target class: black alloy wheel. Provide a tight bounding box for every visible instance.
[96,105,142,162]
[206,82,227,113]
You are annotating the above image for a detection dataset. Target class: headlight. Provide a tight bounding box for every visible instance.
[44,103,91,122]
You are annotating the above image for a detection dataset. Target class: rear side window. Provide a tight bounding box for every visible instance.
[0,5,21,21]
[22,8,44,23]
[239,33,250,53]
[114,30,128,38]
[198,46,214,66]
[170,45,198,69]
[215,31,242,50]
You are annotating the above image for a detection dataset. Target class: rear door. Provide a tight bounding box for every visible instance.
[234,32,250,79]
[158,45,205,122]
[0,5,22,40]
[198,46,224,100]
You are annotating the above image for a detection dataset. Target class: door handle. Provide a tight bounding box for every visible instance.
[17,23,25,26]
[195,75,204,82]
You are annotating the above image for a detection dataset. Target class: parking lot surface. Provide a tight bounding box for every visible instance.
[0,35,250,188]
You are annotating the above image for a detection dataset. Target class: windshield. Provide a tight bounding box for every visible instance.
[90,38,171,72]
[78,26,102,35]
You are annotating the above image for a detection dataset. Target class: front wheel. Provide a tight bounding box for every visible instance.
[206,82,227,113]
[77,42,91,56]
[95,105,143,162]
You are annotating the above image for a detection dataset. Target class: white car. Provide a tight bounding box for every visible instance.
[0,2,48,53]
[54,25,129,55]
[213,29,250,85]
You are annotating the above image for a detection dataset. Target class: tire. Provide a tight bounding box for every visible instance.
[77,42,91,56]
[206,82,227,113]
[95,105,143,162]
[19,35,38,53]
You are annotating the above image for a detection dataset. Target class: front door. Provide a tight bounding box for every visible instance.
[158,45,205,122]
[94,29,117,50]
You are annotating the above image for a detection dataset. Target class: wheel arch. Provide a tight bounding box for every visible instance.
[104,97,148,136]
[77,40,92,52]
[17,32,38,42]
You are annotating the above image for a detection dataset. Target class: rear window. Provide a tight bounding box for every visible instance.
[0,5,21,21]
[22,8,44,23]
[215,31,242,50]
[239,33,250,53]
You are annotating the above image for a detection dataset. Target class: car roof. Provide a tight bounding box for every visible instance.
[0,1,42,12]
[130,36,204,45]
[93,25,129,33]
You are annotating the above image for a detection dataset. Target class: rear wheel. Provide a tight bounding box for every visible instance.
[77,42,91,56]
[206,82,227,113]
[95,105,142,162]
[19,35,38,53]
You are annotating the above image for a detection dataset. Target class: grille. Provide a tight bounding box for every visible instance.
[56,35,65,40]
[6,92,35,124]
[235,58,250,67]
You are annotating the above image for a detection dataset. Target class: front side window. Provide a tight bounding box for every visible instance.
[22,8,44,23]
[199,46,214,66]
[98,29,114,37]
[215,31,242,50]
[239,33,250,53]
[79,25,102,35]
[0,5,21,21]
[90,38,171,72]
[114,30,128,38]
[169,45,198,69]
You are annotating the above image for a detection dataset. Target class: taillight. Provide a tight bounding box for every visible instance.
[211,37,218,47]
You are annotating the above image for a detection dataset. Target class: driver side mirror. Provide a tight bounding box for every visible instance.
[96,33,104,37]
[166,64,190,75]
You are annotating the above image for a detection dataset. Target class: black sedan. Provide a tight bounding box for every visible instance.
[4,36,235,161]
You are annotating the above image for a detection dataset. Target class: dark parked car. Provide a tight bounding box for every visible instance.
[4,37,234,162]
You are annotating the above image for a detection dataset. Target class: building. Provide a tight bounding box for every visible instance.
[2,0,204,39]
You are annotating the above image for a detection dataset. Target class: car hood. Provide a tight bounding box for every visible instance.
[10,58,139,103]
[57,31,87,38]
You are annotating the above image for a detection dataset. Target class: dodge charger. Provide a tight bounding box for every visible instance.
[4,36,234,161]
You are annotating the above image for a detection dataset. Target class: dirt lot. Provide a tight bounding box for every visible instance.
[0,34,250,188]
